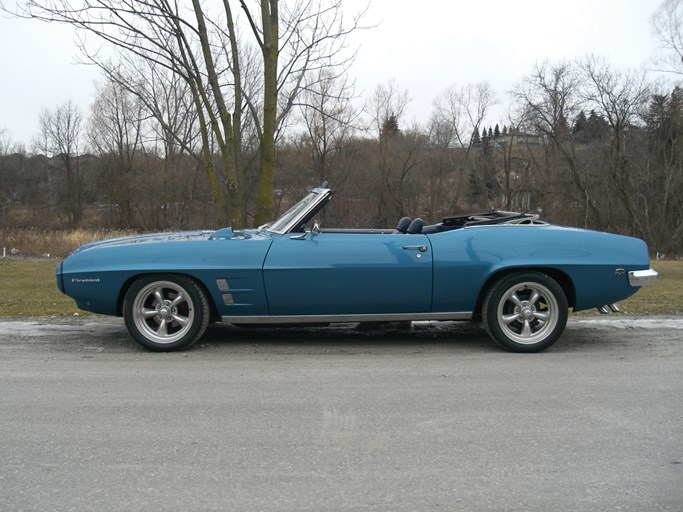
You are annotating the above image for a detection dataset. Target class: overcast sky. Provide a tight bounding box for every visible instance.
[0,0,665,147]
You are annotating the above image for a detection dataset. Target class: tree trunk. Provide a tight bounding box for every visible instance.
[254,0,278,226]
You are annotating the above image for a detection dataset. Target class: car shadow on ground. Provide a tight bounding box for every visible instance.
[195,321,507,355]
[181,318,671,355]
[6,316,664,356]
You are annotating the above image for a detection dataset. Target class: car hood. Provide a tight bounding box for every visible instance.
[70,230,215,254]
[69,227,272,255]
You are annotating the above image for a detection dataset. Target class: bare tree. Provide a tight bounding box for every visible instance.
[430,82,496,211]
[493,109,528,210]
[89,79,145,227]
[368,79,409,136]
[35,101,85,226]
[424,116,458,216]
[12,0,364,227]
[142,67,205,229]
[0,130,12,220]
[651,0,683,75]
[432,82,496,150]
[12,0,241,224]
[579,55,651,235]
[298,69,361,185]
[639,86,683,255]
[367,80,412,225]
[513,61,604,228]
[239,0,366,223]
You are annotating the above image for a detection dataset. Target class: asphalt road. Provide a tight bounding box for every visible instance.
[1,317,682,512]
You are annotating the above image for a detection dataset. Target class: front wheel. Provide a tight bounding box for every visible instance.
[482,272,568,353]
[123,274,210,351]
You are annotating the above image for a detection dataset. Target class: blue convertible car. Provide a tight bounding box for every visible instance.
[57,184,657,352]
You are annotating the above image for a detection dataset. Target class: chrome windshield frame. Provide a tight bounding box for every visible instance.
[266,187,332,235]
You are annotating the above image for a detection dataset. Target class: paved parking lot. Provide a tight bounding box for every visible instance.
[1,317,682,511]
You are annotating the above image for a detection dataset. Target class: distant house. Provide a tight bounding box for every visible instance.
[493,132,545,146]
[471,131,545,148]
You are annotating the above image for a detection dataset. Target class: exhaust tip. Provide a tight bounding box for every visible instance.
[597,305,610,314]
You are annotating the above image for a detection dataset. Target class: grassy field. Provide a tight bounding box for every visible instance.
[1,258,681,318]
[613,259,683,316]
[0,259,85,316]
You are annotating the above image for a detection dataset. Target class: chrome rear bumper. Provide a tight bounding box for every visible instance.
[628,269,658,287]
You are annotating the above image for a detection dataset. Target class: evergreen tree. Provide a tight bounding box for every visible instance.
[644,87,683,162]
[467,136,500,207]
[380,114,400,139]
[573,110,608,143]
[573,110,587,134]
[585,110,608,142]
[493,124,501,138]
[471,126,481,145]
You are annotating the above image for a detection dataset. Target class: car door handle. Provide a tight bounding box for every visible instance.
[402,245,428,252]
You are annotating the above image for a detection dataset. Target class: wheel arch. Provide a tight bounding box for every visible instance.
[116,272,220,321]
[473,266,576,320]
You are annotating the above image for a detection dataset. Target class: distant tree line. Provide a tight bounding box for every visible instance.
[0,0,682,256]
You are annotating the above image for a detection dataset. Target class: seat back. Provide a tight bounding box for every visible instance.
[395,216,411,233]
[407,218,423,234]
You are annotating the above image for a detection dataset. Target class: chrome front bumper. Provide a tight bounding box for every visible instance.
[628,269,658,287]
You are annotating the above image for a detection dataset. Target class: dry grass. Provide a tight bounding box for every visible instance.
[0,228,138,258]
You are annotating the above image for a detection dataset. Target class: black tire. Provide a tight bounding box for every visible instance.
[482,271,568,353]
[123,274,210,352]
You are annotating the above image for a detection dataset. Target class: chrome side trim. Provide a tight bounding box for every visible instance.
[222,312,472,325]
[628,269,658,287]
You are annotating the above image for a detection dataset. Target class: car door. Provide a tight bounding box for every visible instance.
[262,231,433,316]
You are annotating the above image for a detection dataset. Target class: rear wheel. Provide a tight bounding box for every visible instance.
[482,272,568,353]
[123,274,209,351]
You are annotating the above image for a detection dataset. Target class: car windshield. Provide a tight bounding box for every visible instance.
[266,190,325,234]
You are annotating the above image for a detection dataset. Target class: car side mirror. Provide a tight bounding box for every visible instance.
[312,220,321,235]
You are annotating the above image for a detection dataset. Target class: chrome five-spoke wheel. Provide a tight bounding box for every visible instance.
[123,275,209,351]
[483,272,568,352]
